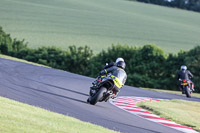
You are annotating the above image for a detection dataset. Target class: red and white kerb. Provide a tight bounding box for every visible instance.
[109,96,198,133]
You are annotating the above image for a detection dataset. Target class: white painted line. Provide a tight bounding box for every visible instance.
[145,118,177,124]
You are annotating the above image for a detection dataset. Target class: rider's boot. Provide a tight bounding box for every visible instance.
[191,83,195,91]
[111,91,119,99]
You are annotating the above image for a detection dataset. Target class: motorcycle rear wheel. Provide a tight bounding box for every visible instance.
[185,86,191,98]
[89,87,107,105]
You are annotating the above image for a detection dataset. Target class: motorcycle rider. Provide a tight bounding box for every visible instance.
[95,60,127,98]
[177,65,194,92]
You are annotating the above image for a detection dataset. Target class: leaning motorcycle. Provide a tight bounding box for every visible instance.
[179,79,192,98]
[87,75,120,105]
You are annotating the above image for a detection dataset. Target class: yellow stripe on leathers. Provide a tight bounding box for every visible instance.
[100,75,123,88]
[111,75,123,88]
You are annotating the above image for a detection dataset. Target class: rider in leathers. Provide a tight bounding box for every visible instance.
[99,61,127,98]
[177,65,194,91]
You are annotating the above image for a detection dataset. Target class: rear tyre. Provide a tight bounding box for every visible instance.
[89,87,107,105]
[185,86,191,98]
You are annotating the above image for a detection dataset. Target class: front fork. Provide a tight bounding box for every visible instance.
[89,89,97,96]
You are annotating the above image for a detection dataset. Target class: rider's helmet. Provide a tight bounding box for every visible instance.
[116,57,124,64]
[117,61,126,69]
[181,65,187,70]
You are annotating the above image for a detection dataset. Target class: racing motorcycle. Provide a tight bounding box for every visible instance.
[179,79,192,98]
[87,75,118,105]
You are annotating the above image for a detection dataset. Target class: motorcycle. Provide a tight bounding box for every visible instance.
[87,75,118,105]
[179,79,193,98]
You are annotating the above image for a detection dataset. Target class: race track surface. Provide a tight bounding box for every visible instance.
[0,58,199,133]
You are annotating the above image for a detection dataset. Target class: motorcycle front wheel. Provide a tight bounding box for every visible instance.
[89,87,107,105]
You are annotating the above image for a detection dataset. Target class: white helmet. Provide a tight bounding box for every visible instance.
[116,57,124,63]
[181,65,187,70]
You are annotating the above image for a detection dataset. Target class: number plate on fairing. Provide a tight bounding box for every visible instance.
[182,83,188,85]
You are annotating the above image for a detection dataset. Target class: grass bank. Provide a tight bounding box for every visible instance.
[142,88,200,98]
[0,96,118,133]
[0,54,50,68]
[137,99,200,132]
[1,0,200,53]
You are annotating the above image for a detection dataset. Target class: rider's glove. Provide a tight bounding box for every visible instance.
[99,69,107,75]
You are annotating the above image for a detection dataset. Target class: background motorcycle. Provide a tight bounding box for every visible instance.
[179,79,192,98]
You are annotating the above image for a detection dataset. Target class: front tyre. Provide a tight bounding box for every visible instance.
[185,86,191,98]
[89,87,107,105]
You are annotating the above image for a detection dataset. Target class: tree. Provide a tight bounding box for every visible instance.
[64,45,93,75]
[0,26,12,54]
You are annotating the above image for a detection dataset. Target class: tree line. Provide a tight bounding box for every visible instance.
[129,0,200,13]
[0,26,199,92]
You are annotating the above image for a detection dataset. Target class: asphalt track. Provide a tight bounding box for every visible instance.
[0,57,199,133]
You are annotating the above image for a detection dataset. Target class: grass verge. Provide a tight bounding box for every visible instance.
[0,54,49,68]
[0,96,119,133]
[137,99,200,132]
[1,0,200,53]
[142,88,200,98]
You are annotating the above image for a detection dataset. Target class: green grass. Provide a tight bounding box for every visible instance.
[0,96,119,133]
[1,0,200,53]
[137,99,200,132]
[142,87,200,98]
[0,54,50,68]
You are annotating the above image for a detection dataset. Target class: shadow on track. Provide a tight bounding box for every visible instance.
[12,83,88,104]
[23,77,89,96]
